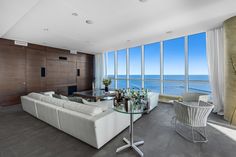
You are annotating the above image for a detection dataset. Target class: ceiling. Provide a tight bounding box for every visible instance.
[1,0,236,54]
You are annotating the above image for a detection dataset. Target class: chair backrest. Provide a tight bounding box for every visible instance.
[198,95,209,103]
[174,101,214,127]
[182,93,209,104]
[174,101,190,125]
[182,93,203,102]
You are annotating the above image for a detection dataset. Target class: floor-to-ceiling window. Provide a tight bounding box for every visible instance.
[107,51,115,89]
[105,32,210,95]
[144,42,160,92]
[163,37,185,95]
[188,33,210,94]
[117,49,127,89]
[129,46,142,89]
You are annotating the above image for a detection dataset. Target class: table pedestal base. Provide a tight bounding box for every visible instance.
[116,137,144,156]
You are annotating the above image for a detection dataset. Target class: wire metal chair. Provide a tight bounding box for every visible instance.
[173,100,214,143]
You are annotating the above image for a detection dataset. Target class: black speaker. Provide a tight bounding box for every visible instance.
[59,56,67,60]
[77,69,80,76]
[41,67,46,77]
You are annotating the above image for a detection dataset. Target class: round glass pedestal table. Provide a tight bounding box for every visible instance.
[113,104,145,157]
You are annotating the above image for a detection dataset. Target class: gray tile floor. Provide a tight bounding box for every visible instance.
[0,103,236,157]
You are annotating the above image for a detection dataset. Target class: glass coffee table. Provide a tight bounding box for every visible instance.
[73,89,116,101]
[113,103,145,157]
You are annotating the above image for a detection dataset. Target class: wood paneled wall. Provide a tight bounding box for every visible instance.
[0,38,94,106]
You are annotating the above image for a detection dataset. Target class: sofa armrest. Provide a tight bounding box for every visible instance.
[148,92,159,112]
[21,96,38,117]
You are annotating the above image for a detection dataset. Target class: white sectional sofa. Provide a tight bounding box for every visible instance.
[21,92,159,149]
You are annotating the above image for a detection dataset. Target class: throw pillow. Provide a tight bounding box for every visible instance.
[68,97,83,103]
[52,94,61,99]
[60,95,69,101]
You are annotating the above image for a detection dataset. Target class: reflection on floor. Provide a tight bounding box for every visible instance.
[0,103,236,157]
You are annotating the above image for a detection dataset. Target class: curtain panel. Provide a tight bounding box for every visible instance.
[206,26,224,115]
[95,53,105,89]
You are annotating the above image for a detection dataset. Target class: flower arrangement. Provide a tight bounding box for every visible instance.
[102,78,111,86]
[103,78,111,92]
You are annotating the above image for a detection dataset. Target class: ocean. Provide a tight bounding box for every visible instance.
[108,75,210,96]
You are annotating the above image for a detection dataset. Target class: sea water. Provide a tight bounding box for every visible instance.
[108,75,210,96]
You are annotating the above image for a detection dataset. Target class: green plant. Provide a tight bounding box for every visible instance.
[103,78,111,86]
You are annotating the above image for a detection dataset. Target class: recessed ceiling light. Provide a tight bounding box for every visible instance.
[43,28,48,31]
[126,40,131,42]
[166,31,173,34]
[72,12,78,16]
[86,20,93,24]
[139,0,148,3]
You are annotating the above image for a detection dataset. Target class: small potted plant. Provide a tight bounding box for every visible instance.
[103,78,111,92]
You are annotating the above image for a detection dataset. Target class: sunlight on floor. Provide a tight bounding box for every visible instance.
[208,122,236,141]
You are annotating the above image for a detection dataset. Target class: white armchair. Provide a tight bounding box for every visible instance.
[173,100,214,142]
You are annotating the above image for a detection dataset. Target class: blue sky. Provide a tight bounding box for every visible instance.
[107,32,208,76]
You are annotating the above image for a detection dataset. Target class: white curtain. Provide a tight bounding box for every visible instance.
[95,53,105,89]
[206,26,224,115]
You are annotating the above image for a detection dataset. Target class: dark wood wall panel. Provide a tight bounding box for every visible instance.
[26,48,46,93]
[46,60,76,86]
[0,38,94,106]
[45,49,81,95]
[76,54,94,91]
[0,45,26,106]
[46,48,77,62]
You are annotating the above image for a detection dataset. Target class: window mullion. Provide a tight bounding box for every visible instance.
[141,45,145,89]
[160,41,164,94]
[185,36,189,93]
[114,50,118,89]
[126,48,130,88]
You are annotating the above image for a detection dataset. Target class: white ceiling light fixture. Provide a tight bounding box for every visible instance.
[72,12,78,16]
[85,20,93,24]
[43,28,48,31]
[70,50,77,54]
[14,40,28,46]
[139,0,148,3]
[166,31,173,34]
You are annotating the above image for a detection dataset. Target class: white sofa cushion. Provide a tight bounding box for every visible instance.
[63,101,103,116]
[35,101,61,129]
[82,99,110,112]
[40,96,67,107]
[57,108,97,146]
[28,92,44,100]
